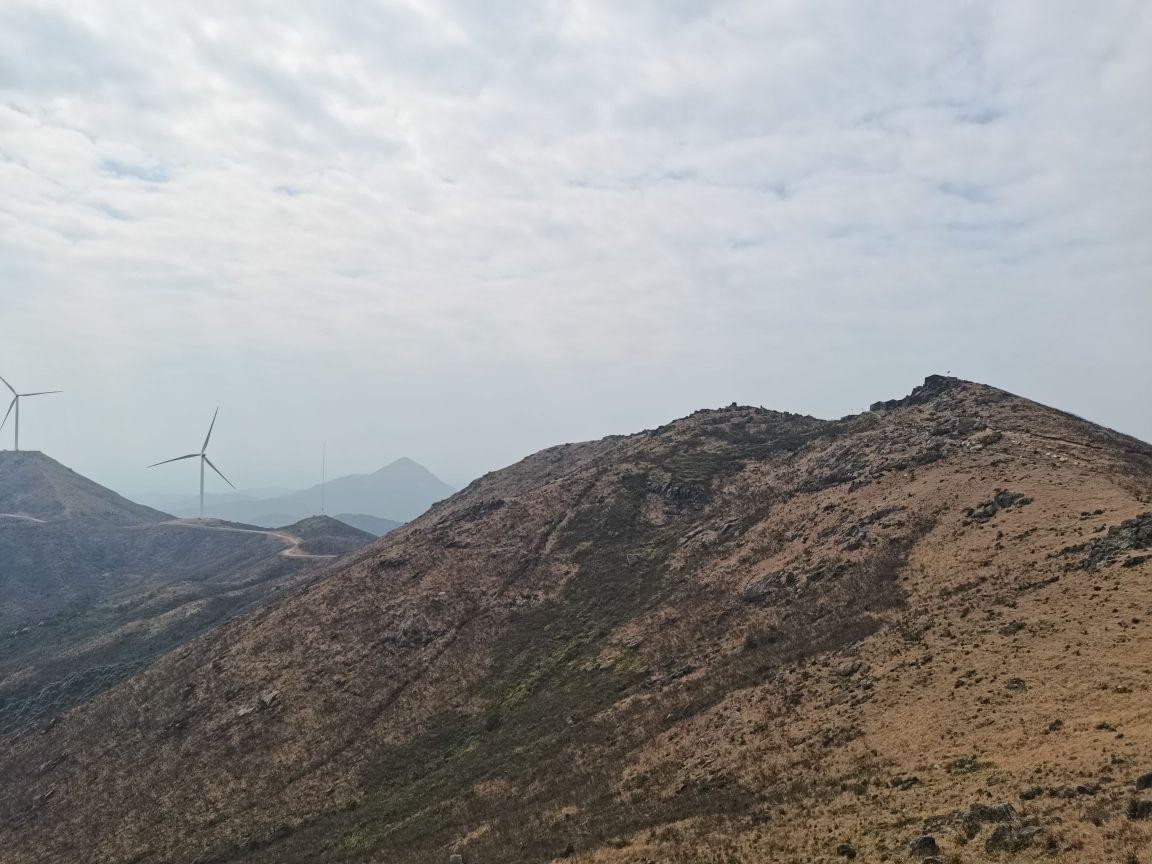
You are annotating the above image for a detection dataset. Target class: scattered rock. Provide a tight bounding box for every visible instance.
[1128,799,1152,821]
[836,659,862,677]
[741,571,791,603]
[1020,786,1043,801]
[1065,512,1152,570]
[836,841,857,859]
[985,822,1041,853]
[998,620,1026,636]
[1136,771,1152,791]
[964,490,1033,524]
[969,801,1017,823]
[907,834,939,857]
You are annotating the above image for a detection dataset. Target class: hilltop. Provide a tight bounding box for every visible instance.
[0,451,169,525]
[2,377,1151,863]
[278,515,377,556]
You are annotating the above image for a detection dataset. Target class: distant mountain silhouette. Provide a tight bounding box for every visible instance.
[331,513,403,537]
[158,457,453,526]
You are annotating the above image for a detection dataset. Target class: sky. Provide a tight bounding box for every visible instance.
[1,0,1149,499]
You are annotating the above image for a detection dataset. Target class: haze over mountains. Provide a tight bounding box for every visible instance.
[149,457,453,535]
[0,451,374,732]
[3,377,1150,863]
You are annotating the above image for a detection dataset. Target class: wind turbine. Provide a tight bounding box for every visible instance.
[0,374,62,452]
[148,408,235,519]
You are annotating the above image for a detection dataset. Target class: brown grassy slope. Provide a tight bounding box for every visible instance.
[1,376,1151,864]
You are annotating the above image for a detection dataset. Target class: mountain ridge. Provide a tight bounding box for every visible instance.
[2,377,1151,863]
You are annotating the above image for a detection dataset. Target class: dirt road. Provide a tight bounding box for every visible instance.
[156,519,337,559]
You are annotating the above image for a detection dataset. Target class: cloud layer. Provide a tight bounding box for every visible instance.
[1,1,1149,495]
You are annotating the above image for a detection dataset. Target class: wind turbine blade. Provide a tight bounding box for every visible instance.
[18,391,62,397]
[147,453,200,468]
[0,398,14,433]
[203,456,235,489]
[0,375,15,396]
[202,407,219,453]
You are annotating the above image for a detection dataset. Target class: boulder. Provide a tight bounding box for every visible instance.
[1129,799,1152,821]
[969,801,1017,823]
[907,834,939,857]
[985,823,1041,853]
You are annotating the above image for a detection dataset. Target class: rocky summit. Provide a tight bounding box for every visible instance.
[1,377,1151,863]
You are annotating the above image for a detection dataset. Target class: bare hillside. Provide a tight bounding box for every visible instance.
[2,377,1150,864]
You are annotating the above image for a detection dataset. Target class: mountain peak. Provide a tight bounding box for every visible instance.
[868,373,966,410]
[374,455,438,477]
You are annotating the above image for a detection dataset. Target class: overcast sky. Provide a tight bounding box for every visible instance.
[1,1,1149,499]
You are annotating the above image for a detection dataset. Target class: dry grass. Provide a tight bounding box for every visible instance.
[1,378,1151,864]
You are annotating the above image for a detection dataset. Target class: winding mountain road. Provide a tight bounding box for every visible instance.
[5,513,339,559]
[157,519,338,559]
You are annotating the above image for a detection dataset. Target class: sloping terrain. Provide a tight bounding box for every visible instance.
[1,377,1151,864]
[0,456,373,732]
[0,451,169,525]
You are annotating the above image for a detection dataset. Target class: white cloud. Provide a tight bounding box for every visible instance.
[0,0,1149,495]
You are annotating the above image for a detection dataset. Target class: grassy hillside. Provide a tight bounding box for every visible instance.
[2,377,1151,863]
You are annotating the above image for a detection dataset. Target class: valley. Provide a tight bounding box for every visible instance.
[0,452,374,733]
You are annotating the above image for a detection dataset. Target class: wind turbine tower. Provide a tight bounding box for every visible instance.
[148,408,235,518]
[0,374,62,452]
